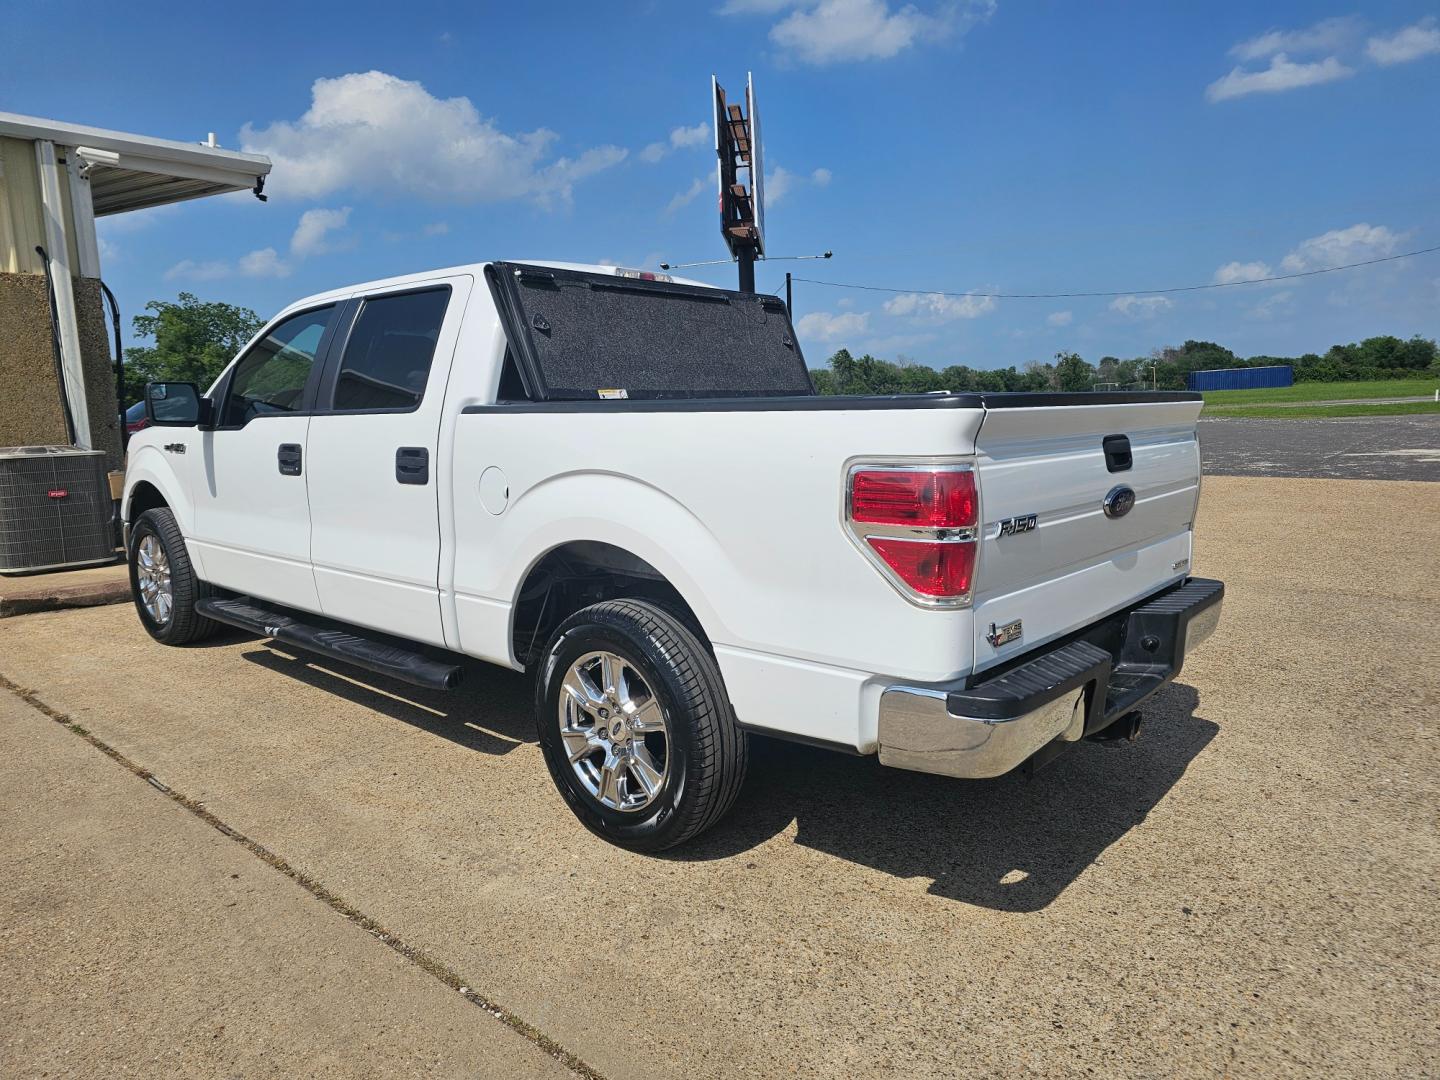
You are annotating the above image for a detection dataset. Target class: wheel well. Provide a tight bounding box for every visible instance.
[127,481,168,523]
[511,541,705,667]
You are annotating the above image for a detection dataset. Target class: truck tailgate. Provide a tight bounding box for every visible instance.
[971,397,1204,675]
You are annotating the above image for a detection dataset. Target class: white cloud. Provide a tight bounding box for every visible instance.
[768,0,993,65]
[1229,17,1360,61]
[1206,53,1354,102]
[163,258,230,282]
[1367,17,1440,65]
[767,164,833,205]
[670,122,710,149]
[1212,259,1273,285]
[883,291,997,321]
[238,247,291,278]
[1109,294,1173,318]
[1245,290,1294,320]
[164,247,291,282]
[164,204,359,282]
[423,221,450,236]
[1045,310,1073,327]
[640,122,711,163]
[767,166,798,205]
[241,70,626,205]
[289,206,351,256]
[1279,223,1402,272]
[797,309,869,342]
[765,168,790,203]
[665,176,707,215]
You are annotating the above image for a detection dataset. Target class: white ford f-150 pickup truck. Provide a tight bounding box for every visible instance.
[126,260,1223,850]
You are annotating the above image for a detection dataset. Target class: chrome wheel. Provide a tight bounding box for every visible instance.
[558,650,669,812]
[135,533,173,625]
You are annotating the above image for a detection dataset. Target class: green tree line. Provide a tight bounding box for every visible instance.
[811,336,1440,395]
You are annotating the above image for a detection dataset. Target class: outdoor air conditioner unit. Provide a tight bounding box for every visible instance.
[0,446,116,573]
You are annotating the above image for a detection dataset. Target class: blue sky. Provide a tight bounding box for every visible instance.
[4,0,1438,370]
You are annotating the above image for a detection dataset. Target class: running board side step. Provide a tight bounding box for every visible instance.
[195,597,463,691]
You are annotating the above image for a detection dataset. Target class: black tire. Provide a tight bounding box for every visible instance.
[535,599,748,852]
[128,507,218,645]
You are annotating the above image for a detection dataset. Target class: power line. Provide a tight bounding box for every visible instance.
[791,243,1440,301]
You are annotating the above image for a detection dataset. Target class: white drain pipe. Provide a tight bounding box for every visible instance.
[34,139,92,449]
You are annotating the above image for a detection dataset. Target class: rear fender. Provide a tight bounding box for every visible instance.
[499,470,733,651]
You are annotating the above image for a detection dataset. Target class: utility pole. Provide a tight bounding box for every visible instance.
[785,272,792,315]
[738,250,756,294]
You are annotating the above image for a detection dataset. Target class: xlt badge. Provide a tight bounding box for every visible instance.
[998,513,1037,537]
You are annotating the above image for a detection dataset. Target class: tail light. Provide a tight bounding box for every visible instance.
[845,464,978,607]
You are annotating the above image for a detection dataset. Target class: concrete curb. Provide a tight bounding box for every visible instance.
[0,562,129,618]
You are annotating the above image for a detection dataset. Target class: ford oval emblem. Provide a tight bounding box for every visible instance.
[1103,485,1136,519]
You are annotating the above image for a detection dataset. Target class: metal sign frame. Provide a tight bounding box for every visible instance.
[713,72,765,289]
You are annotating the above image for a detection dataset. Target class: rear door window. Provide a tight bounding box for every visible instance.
[330,287,452,412]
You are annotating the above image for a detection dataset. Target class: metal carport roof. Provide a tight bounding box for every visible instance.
[0,111,272,215]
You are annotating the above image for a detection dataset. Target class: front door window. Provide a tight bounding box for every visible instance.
[223,306,334,425]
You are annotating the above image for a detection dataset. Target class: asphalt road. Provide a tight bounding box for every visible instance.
[1200,413,1440,480]
[2,476,1437,1079]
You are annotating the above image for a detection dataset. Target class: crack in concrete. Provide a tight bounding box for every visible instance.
[0,672,606,1080]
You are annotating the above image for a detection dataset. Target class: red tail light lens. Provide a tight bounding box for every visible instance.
[850,469,976,529]
[846,464,978,605]
[866,538,975,597]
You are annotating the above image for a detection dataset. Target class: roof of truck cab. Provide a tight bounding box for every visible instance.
[274,260,716,316]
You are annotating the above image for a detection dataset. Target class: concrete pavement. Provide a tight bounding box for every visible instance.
[0,690,578,1079]
[1,476,1437,1078]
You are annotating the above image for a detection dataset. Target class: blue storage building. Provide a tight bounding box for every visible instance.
[1187,365,1293,392]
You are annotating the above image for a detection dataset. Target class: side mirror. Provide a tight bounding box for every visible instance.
[145,382,214,428]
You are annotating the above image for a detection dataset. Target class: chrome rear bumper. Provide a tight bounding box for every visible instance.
[878,577,1224,779]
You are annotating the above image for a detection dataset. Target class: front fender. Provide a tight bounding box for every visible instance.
[122,444,199,577]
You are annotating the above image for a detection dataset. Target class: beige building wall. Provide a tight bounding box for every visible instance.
[0,136,121,467]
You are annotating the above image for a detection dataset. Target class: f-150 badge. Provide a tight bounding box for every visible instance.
[998,514,1037,537]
